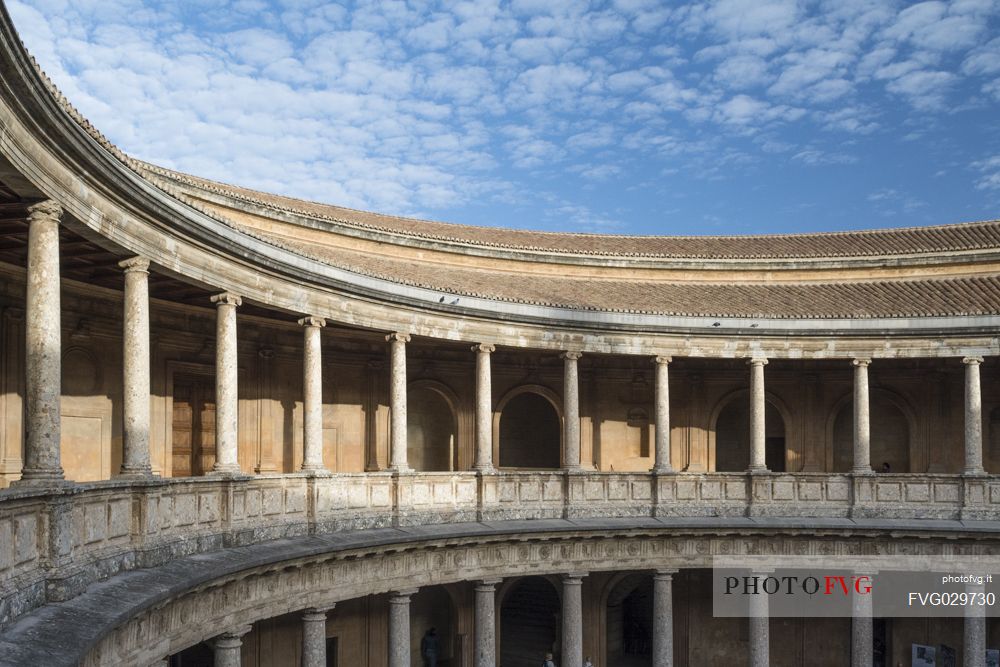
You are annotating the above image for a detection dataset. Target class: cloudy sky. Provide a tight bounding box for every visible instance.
[8,0,1000,235]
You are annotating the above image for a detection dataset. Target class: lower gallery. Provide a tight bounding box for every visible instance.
[0,5,999,667]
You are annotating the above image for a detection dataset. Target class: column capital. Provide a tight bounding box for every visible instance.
[654,355,672,365]
[298,316,327,328]
[472,342,496,354]
[386,331,411,343]
[963,356,984,365]
[654,568,679,577]
[27,199,63,221]
[390,588,418,599]
[747,357,768,366]
[211,292,242,307]
[852,357,872,367]
[562,572,588,583]
[118,256,150,273]
[561,351,583,361]
[217,625,253,641]
[302,609,330,622]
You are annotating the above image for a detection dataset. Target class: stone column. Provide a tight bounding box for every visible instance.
[963,357,985,475]
[653,569,676,666]
[20,200,64,485]
[748,358,768,472]
[119,257,153,477]
[474,579,500,667]
[387,333,411,472]
[211,292,242,474]
[562,352,583,471]
[212,626,250,667]
[299,317,327,472]
[853,358,873,474]
[562,573,585,667]
[473,344,496,472]
[388,589,415,667]
[302,606,333,667]
[852,576,873,667]
[748,583,769,667]
[964,582,986,667]
[652,356,673,473]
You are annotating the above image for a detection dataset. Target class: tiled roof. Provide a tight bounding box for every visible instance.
[237,225,1000,318]
[141,164,1000,260]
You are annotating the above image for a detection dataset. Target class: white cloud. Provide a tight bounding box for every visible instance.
[973,156,1000,190]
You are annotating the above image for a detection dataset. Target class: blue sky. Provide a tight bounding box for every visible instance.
[9,0,1000,235]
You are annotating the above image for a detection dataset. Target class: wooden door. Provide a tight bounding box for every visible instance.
[171,374,216,476]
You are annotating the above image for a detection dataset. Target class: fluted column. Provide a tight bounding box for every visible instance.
[851,575,873,667]
[748,358,768,472]
[853,358,873,474]
[963,357,985,475]
[119,257,153,477]
[299,316,327,472]
[211,292,242,474]
[562,573,585,667]
[965,581,986,667]
[387,333,411,472]
[652,356,673,473]
[562,352,583,471]
[302,606,332,667]
[20,200,64,485]
[473,344,495,472]
[213,626,250,667]
[474,579,500,667]
[388,589,416,667]
[653,569,676,666]
[749,583,769,667]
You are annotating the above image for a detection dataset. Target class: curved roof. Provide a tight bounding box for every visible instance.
[133,163,1000,260]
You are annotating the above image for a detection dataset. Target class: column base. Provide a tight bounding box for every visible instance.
[13,469,67,487]
[299,464,330,475]
[118,466,154,478]
[852,467,876,476]
[963,469,987,477]
[389,465,412,474]
[746,466,770,474]
[651,465,676,474]
[473,465,496,475]
[210,463,243,476]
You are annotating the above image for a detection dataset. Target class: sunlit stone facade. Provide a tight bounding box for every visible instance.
[0,6,999,667]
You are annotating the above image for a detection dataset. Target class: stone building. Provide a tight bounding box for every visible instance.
[0,6,999,667]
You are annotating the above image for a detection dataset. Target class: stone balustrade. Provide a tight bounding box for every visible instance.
[1,470,998,630]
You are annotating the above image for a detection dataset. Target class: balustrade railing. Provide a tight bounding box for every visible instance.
[0,470,997,629]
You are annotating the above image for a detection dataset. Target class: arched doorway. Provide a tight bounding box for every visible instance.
[832,393,911,472]
[714,398,786,472]
[498,391,561,469]
[606,573,653,666]
[500,577,560,667]
[407,385,458,471]
[410,587,456,666]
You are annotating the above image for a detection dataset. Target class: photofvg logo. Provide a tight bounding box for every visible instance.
[711,556,1000,619]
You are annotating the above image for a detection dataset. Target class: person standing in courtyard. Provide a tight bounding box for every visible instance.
[542,652,556,667]
[421,627,439,667]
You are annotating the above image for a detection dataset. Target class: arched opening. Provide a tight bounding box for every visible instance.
[832,394,911,473]
[499,392,560,469]
[410,587,455,666]
[714,398,786,472]
[500,577,560,667]
[606,574,653,666]
[407,386,457,472]
[167,641,213,666]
